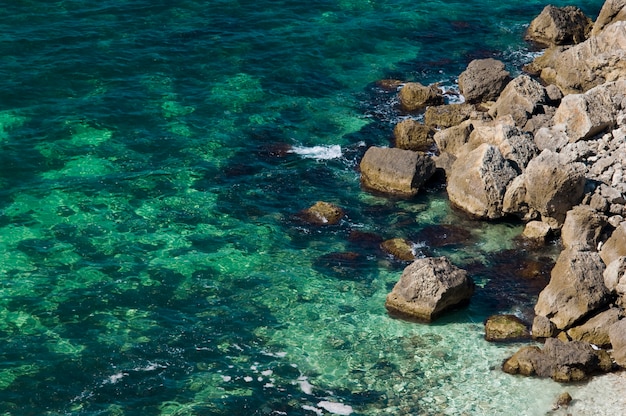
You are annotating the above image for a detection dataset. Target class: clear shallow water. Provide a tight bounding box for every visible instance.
[0,1,620,415]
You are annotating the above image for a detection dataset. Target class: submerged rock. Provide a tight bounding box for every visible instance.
[360,146,436,197]
[298,201,345,225]
[385,257,474,322]
[380,238,416,261]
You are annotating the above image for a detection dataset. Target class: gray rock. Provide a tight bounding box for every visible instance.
[600,222,626,266]
[534,248,609,330]
[591,0,626,36]
[488,75,548,128]
[529,21,626,94]
[525,5,591,47]
[552,80,626,142]
[505,150,586,225]
[360,147,436,197]
[385,257,474,322]
[447,143,518,219]
[561,206,607,251]
[458,59,511,104]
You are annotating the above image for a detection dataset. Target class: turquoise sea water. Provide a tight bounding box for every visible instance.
[0,1,616,415]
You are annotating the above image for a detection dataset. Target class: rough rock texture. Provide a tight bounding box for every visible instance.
[529,21,626,94]
[458,59,511,104]
[503,338,612,381]
[560,205,607,251]
[468,123,539,172]
[600,222,626,266]
[591,0,626,36]
[604,256,626,295]
[447,144,518,219]
[504,150,586,226]
[525,5,591,47]
[484,314,530,342]
[488,75,548,128]
[385,257,474,322]
[424,103,476,129]
[566,308,622,347]
[393,119,434,151]
[298,201,344,225]
[380,238,416,261]
[360,147,436,197]
[608,319,626,366]
[552,80,626,142]
[532,314,557,339]
[534,249,610,331]
[398,82,444,112]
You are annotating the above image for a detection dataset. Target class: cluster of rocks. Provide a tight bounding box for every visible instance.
[365,0,626,383]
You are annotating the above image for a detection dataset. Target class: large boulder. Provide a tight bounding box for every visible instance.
[503,338,612,382]
[458,59,511,104]
[608,319,626,367]
[447,144,518,219]
[528,21,626,94]
[534,248,610,331]
[566,308,622,347]
[298,201,344,225]
[552,80,626,142]
[560,206,607,251]
[525,5,592,47]
[393,119,434,151]
[468,123,539,172]
[591,0,626,36]
[600,222,626,266]
[504,150,586,226]
[398,82,444,112]
[488,75,549,128]
[385,257,474,322]
[360,147,436,197]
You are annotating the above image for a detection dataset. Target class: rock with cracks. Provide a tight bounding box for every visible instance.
[385,257,474,322]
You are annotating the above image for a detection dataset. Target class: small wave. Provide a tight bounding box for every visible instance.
[289,145,342,160]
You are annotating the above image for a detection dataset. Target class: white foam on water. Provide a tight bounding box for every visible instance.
[289,145,342,160]
[302,405,323,415]
[298,375,314,395]
[317,400,353,415]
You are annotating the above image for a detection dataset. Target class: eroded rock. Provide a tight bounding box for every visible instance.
[360,147,436,197]
[534,248,609,331]
[385,257,474,322]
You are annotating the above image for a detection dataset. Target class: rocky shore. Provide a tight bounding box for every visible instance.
[362,0,626,386]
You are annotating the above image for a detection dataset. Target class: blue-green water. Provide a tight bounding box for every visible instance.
[0,1,618,415]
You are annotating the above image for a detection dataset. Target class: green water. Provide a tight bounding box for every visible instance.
[0,0,618,415]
